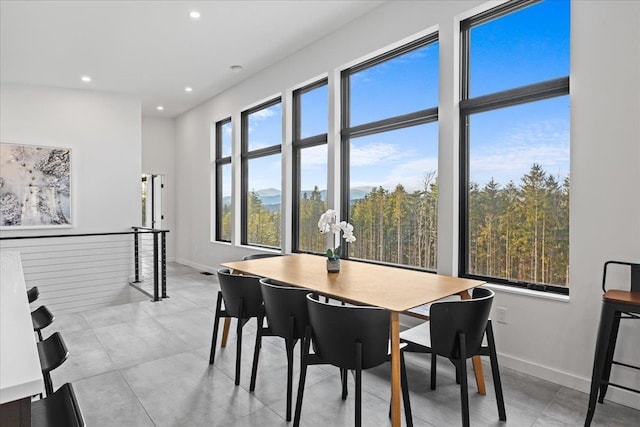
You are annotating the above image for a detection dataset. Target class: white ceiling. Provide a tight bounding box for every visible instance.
[1,0,385,118]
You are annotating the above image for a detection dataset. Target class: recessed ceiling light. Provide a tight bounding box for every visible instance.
[230,65,243,72]
[185,87,193,92]
[156,105,164,111]
[189,11,201,19]
[81,75,92,82]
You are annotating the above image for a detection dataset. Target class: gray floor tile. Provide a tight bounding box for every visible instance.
[44,311,92,338]
[82,301,152,329]
[74,371,155,427]
[50,329,115,385]
[92,316,191,369]
[121,352,265,427]
[153,306,215,350]
[137,294,201,317]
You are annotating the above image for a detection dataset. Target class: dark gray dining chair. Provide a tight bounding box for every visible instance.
[400,287,506,427]
[209,268,264,386]
[253,278,311,421]
[294,293,413,427]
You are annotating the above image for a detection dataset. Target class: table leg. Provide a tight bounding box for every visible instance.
[221,318,231,348]
[460,290,486,395]
[390,311,401,427]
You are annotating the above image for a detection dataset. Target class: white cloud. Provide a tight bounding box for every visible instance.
[471,120,569,185]
[350,142,401,166]
[383,157,438,191]
[300,145,327,166]
[251,106,277,120]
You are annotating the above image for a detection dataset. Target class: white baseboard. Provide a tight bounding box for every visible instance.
[498,352,640,411]
[174,258,216,274]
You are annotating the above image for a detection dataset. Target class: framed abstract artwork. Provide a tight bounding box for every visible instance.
[0,143,72,229]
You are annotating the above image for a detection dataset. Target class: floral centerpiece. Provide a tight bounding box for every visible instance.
[317,209,356,272]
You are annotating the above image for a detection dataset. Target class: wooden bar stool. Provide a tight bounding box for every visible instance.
[585,261,640,426]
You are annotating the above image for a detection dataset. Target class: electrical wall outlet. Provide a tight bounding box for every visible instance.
[496,307,507,324]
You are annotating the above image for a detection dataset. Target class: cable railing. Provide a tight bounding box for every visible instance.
[0,228,169,314]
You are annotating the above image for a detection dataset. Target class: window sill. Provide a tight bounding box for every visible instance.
[484,283,570,303]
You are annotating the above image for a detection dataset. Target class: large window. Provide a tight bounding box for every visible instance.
[292,79,329,254]
[241,99,282,248]
[460,0,570,293]
[341,34,439,270]
[214,118,232,242]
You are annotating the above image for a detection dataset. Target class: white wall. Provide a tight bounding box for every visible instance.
[173,0,640,409]
[142,117,176,261]
[0,83,142,233]
[0,83,145,313]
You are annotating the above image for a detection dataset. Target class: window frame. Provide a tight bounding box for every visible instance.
[240,97,283,249]
[458,0,570,295]
[340,32,439,268]
[214,117,232,243]
[292,78,329,255]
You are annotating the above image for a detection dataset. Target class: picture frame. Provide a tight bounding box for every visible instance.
[0,142,72,229]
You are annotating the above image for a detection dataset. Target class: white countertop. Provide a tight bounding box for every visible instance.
[0,251,44,404]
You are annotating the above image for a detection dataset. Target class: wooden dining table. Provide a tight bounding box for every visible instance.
[221,253,486,427]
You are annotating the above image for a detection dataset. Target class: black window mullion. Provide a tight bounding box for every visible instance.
[244,145,282,159]
[293,133,327,149]
[344,107,438,139]
[460,77,569,114]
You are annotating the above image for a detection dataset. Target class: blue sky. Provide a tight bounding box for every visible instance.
[236,0,570,196]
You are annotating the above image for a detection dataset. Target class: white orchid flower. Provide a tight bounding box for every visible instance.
[317,208,356,259]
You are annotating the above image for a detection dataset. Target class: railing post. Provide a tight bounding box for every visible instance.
[161,231,167,298]
[133,228,140,283]
[153,230,160,302]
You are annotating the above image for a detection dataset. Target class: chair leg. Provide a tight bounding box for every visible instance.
[458,334,470,427]
[235,318,245,386]
[43,372,53,397]
[294,327,313,427]
[209,292,224,364]
[486,321,506,421]
[280,315,297,421]
[598,312,621,403]
[585,303,616,426]
[400,352,414,427]
[250,314,264,392]
[285,338,295,421]
[341,368,349,400]
[430,352,437,390]
[355,342,362,427]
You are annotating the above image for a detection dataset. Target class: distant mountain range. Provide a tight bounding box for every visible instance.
[221,186,374,210]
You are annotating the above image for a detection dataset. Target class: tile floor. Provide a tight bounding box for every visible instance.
[44,263,639,426]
